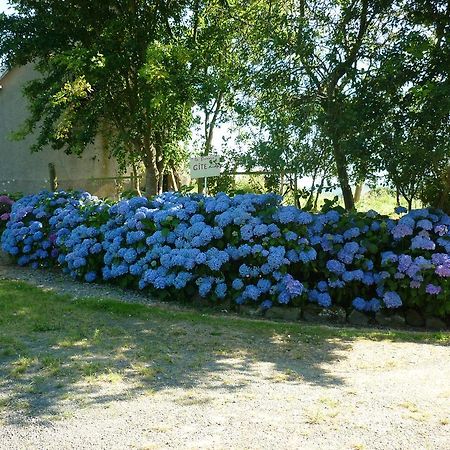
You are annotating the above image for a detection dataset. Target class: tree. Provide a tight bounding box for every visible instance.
[235,0,404,210]
[231,87,336,207]
[3,0,448,204]
[237,0,434,209]
[186,0,254,193]
[392,0,450,210]
[351,0,450,209]
[0,1,224,195]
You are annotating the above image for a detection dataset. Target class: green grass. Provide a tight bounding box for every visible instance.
[73,295,449,344]
[355,188,422,216]
[0,279,448,421]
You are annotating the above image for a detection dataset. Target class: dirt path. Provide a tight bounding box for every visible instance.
[1,258,449,449]
[1,340,449,450]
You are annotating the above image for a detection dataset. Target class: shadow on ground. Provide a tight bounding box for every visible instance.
[0,279,447,426]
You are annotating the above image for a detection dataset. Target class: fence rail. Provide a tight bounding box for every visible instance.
[0,175,138,199]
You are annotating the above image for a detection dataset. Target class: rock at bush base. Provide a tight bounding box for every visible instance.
[375,312,405,328]
[405,309,425,327]
[0,250,12,265]
[302,304,325,323]
[192,295,210,308]
[302,304,346,324]
[239,305,265,317]
[425,317,447,331]
[265,307,301,321]
[321,306,347,324]
[348,310,369,326]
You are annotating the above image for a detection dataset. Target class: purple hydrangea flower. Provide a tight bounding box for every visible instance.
[416,219,433,231]
[434,225,448,236]
[410,235,435,251]
[425,284,442,295]
[392,224,413,239]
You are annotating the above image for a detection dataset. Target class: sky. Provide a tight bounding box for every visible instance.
[0,0,11,14]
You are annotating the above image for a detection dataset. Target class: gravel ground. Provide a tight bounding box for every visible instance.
[0,253,160,307]
[1,257,450,450]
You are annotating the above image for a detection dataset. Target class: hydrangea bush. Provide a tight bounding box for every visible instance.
[0,195,15,234]
[1,190,449,320]
[1,191,101,269]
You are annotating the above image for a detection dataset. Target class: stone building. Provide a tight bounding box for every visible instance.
[0,64,126,197]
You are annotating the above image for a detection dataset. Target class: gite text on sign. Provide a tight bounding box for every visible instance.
[189,156,221,179]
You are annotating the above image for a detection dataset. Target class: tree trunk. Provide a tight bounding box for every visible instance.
[168,169,178,191]
[48,163,57,191]
[314,176,326,210]
[332,140,354,210]
[305,167,318,210]
[293,173,300,208]
[354,182,363,203]
[174,170,182,191]
[131,161,142,196]
[279,172,285,196]
[143,150,158,197]
[155,145,165,194]
[144,163,158,197]
[437,166,450,210]
[407,197,413,212]
[142,134,158,197]
[157,176,164,194]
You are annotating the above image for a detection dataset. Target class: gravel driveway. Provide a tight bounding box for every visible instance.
[0,259,449,450]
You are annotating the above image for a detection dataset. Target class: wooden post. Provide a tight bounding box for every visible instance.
[354,182,364,203]
[48,163,57,191]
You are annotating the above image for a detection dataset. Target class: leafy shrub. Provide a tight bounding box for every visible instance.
[420,166,450,214]
[1,190,449,319]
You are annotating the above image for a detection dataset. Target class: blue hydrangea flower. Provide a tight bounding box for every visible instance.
[326,259,345,275]
[394,206,407,215]
[383,291,402,308]
[352,297,366,311]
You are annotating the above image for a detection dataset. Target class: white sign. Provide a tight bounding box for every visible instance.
[189,155,221,179]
